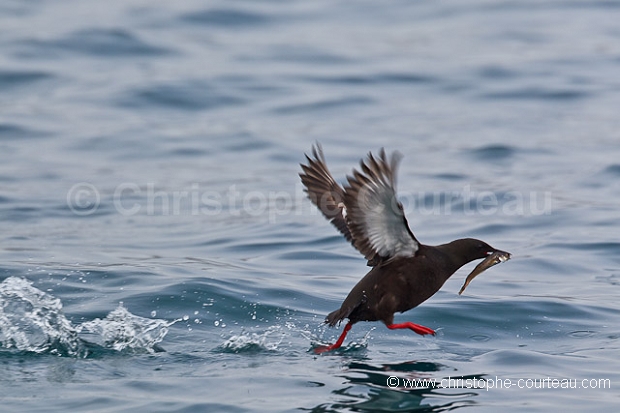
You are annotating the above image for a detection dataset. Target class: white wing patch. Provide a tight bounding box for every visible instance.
[339,202,347,219]
[356,178,418,258]
[343,149,419,261]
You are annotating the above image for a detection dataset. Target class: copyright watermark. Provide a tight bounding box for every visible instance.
[65,182,553,221]
[67,183,101,216]
[386,375,611,391]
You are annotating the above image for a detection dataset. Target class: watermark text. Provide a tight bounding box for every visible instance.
[386,375,611,391]
[66,182,552,221]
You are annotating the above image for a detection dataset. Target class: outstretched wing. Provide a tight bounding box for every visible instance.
[343,148,419,262]
[299,143,353,244]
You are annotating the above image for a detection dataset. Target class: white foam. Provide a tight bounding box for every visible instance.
[78,303,176,352]
[220,325,285,352]
[0,277,175,356]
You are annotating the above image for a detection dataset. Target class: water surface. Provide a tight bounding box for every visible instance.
[1,1,620,411]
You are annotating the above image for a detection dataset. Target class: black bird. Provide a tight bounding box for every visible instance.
[299,144,510,353]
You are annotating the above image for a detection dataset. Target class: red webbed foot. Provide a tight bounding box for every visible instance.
[386,322,435,336]
[314,322,352,354]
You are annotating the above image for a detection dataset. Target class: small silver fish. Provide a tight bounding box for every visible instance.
[459,250,511,295]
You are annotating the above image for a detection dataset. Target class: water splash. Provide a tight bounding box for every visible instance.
[217,321,373,354]
[219,325,285,353]
[0,277,175,356]
[0,277,80,355]
[78,304,176,352]
[307,325,374,353]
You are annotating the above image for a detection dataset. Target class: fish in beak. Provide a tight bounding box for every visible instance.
[459,250,511,295]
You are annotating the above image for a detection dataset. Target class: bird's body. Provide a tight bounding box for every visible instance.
[299,144,510,353]
[327,243,469,327]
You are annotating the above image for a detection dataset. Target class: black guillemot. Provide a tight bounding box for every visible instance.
[300,144,510,353]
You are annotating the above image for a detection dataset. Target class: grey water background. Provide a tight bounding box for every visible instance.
[1,0,620,411]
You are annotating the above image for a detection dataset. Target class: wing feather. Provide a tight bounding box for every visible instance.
[299,144,353,244]
[300,144,419,265]
[343,149,419,261]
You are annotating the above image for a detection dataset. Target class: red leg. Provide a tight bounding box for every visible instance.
[387,322,435,336]
[314,322,353,354]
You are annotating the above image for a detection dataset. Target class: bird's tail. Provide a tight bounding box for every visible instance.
[325,306,352,327]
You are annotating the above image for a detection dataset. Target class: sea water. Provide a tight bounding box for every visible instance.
[1,1,619,411]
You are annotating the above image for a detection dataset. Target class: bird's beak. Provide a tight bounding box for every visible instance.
[458,250,511,295]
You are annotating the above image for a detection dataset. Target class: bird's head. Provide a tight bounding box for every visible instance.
[448,238,511,295]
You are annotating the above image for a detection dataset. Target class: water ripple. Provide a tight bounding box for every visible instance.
[119,81,244,111]
[467,144,517,161]
[272,96,373,114]
[303,72,439,85]
[18,28,172,58]
[0,70,53,90]
[0,123,50,140]
[180,8,270,27]
[480,87,589,101]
